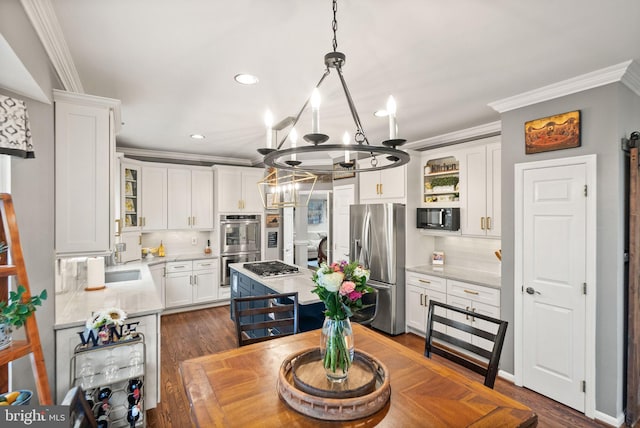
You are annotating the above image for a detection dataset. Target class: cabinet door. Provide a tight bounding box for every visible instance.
[242,169,265,212]
[216,168,242,212]
[55,100,112,253]
[165,272,193,308]
[193,269,217,304]
[470,300,500,351]
[122,163,141,232]
[460,146,488,236]
[406,284,428,333]
[141,166,167,230]
[167,168,192,229]
[149,263,166,307]
[358,158,381,202]
[485,142,501,237]
[446,294,474,343]
[191,169,214,229]
[379,162,406,201]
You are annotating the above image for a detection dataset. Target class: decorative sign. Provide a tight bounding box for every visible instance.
[432,251,445,265]
[525,110,581,154]
[77,321,140,348]
[333,162,356,180]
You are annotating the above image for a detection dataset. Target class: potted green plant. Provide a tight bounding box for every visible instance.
[0,285,47,350]
[430,176,459,191]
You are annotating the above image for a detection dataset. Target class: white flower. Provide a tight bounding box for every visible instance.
[354,266,370,282]
[104,307,127,326]
[320,272,344,292]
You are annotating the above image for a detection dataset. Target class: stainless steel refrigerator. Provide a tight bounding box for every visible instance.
[350,203,405,335]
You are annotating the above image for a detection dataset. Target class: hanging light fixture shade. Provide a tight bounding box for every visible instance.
[257,0,410,174]
[258,168,317,209]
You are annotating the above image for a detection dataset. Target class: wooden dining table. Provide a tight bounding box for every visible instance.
[180,324,537,427]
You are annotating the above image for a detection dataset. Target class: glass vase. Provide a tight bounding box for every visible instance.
[320,316,354,382]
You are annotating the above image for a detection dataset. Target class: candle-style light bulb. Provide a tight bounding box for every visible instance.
[290,128,298,161]
[342,131,350,163]
[264,109,274,149]
[311,88,321,133]
[386,96,397,139]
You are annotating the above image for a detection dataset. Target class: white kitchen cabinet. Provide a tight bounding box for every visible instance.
[358,157,406,203]
[55,313,160,409]
[446,279,501,351]
[405,271,447,335]
[140,165,168,230]
[54,90,121,255]
[165,260,218,308]
[214,166,264,213]
[458,139,501,237]
[167,167,214,229]
[149,263,166,307]
[121,162,141,232]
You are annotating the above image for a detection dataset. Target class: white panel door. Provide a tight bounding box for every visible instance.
[191,169,214,229]
[332,184,354,263]
[167,168,191,229]
[486,142,501,237]
[193,269,217,304]
[522,163,586,412]
[216,168,242,212]
[460,146,487,236]
[241,169,265,212]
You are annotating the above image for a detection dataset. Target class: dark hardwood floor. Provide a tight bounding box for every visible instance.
[146,306,610,428]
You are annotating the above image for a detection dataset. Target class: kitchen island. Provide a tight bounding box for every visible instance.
[54,261,163,407]
[229,262,325,332]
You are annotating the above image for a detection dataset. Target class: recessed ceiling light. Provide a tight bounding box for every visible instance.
[190,134,205,140]
[374,109,389,117]
[234,73,259,85]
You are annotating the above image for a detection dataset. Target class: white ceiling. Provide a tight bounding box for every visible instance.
[46,0,640,164]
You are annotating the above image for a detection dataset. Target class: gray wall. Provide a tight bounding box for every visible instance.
[500,82,640,418]
[1,0,62,402]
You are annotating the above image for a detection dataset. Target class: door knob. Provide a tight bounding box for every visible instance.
[525,286,541,295]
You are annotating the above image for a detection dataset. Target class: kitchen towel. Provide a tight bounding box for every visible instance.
[86,257,105,291]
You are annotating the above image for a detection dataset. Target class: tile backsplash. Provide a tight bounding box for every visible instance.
[432,236,501,275]
[142,230,215,256]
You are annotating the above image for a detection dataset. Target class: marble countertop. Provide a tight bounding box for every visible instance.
[229,262,321,305]
[406,264,501,289]
[55,260,163,330]
[144,253,218,266]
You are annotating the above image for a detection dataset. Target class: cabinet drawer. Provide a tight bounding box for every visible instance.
[193,260,216,271]
[166,261,192,274]
[406,271,446,294]
[447,279,500,307]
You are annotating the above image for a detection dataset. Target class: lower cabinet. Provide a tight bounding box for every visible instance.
[406,272,447,334]
[405,271,500,339]
[149,263,166,307]
[165,260,219,309]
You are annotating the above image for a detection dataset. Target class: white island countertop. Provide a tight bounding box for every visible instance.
[54,261,164,330]
[406,264,501,289]
[229,262,321,305]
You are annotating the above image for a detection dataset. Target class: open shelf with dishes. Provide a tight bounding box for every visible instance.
[423,155,460,207]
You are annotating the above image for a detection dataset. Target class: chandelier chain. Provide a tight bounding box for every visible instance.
[332,0,338,52]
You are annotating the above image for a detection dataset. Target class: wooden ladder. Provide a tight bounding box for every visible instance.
[0,193,52,404]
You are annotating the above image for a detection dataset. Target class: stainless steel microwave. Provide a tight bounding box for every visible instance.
[416,207,460,231]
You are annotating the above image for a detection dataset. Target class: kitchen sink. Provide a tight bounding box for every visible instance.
[105,269,141,283]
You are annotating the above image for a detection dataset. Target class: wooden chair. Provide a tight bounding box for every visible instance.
[232,292,299,347]
[350,289,378,326]
[424,300,508,389]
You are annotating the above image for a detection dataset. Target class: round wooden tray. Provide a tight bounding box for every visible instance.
[277,347,391,421]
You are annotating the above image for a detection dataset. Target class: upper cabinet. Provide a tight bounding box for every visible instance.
[458,138,501,237]
[167,167,214,230]
[121,162,141,232]
[119,161,167,232]
[54,90,121,255]
[214,166,264,213]
[358,156,406,204]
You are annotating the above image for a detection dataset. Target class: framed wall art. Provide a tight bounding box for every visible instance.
[524,110,581,154]
[332,162,356,180]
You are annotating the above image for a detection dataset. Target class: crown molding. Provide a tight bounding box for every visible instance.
[404,121,502,150]
[117,147,254,167]
[489,60,639,113]
[20,0,84,93]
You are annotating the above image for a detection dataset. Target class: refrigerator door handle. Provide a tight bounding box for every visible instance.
[362,210,371,267]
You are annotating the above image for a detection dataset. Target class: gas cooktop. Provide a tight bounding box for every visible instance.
[243,261,300,277]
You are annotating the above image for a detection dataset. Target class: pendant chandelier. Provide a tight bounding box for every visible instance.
[257,0,410,174]
[258,168,317,209]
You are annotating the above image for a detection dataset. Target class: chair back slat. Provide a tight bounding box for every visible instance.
[425,300,508,389]
[233,292,299,347]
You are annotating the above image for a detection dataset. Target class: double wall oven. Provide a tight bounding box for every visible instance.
[220,214,261,291]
